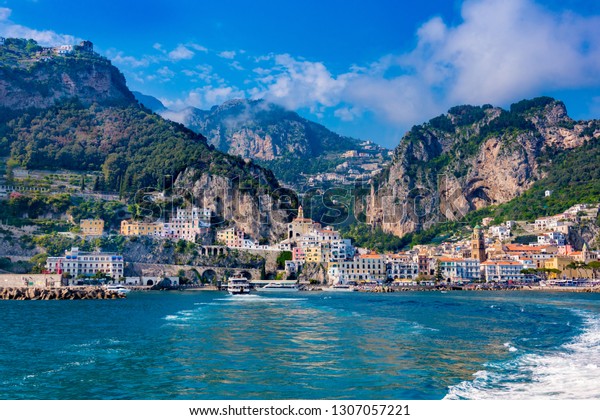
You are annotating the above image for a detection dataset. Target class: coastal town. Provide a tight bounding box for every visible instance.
[2,194,598,295]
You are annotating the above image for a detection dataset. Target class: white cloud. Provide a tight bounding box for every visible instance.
[402,0,600,106]
[162,85,245,111]
[253,54,345,111]
[218,50,236,59]
[106,49,151,68]
[0,7,11,21]
[157,66,175,80]
[168,44,195,61]
[159,108,194,125]
[247,0,600,129]
[152,42,166,53]
[189,43,208,53]
[229,61,244,71]
[0,7,80,46]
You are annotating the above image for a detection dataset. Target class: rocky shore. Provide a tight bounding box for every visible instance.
[0,287,126,300]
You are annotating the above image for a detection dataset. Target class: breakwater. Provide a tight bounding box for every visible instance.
[0,287,126,300]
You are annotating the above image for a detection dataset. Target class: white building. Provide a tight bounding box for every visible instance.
[490,225,511,241]
[438,258,481,282]
[482,260,525,282]
[163,206,211,242]
[537,232,566,246]
[46,247,124,279]
[327,254,386,284]
[387,259,419,280]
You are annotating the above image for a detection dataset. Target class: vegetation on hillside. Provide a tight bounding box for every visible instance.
[1,99,285,198]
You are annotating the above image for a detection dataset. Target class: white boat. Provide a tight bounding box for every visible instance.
[104,285,131,294]
[258,282,299,292]
[323,284,356,292]
[227,277,251,295]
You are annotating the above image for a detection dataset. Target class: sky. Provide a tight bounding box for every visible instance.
[1,0,600,148]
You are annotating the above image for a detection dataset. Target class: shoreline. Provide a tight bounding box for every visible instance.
[0,286,126,300]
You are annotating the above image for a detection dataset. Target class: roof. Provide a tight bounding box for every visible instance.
[359,253,383,259]
[504,244,547,252]
[481,260,523,266]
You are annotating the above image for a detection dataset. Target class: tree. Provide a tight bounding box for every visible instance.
[588,261,600,279]
[276,251,292,269]
[566,261,589,278]
[80,175,86,191]
[435,261,444,284]
[93,176,100,191]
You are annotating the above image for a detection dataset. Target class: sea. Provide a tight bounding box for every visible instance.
[1,290,599,400]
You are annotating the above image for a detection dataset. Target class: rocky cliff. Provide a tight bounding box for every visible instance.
[157,99,359,161]
[0,38,134,109]
[176,170,294,242]
[367,98,600,237]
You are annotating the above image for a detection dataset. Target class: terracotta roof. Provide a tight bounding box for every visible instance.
[504,244,546,252]
[359,253,383,259]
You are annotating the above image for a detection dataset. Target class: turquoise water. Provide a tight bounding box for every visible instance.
[1,291,599,399]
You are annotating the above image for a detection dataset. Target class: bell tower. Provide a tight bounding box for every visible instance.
[472,225,486,262]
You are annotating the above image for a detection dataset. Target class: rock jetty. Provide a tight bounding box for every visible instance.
[0,287,126,300]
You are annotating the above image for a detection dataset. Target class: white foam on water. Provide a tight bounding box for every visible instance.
[215,295,307,303]
[445,310,600,399]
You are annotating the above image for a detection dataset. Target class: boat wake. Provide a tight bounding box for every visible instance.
[216,295,307,302]
[445,310,600,399]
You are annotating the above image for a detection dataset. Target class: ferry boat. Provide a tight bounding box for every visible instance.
[227,277,251,295]
[258,282,299,292]
[104,285,131,294]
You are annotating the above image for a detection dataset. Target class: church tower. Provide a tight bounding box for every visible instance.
[472,225,486,262]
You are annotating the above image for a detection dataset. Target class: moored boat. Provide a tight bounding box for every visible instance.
[258,282,299,292]
[104,285,131,294]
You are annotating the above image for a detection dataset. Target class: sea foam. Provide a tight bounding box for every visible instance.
[445,310,600,399]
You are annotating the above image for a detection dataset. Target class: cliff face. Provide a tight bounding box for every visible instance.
[367,98,600,237]
[176,170,294,242]
[0,39,134,109]
[160,99,359,161]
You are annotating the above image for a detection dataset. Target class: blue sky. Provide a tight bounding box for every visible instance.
[1,0,600,148]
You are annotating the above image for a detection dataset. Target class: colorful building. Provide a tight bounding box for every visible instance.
[120,220,163,237]
[80,219,104,237]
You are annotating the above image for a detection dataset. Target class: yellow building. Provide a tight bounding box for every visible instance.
[545,256,594,279]
[80,219,104,237]
[120,220,163,236]
[216,227,244,247]
[305,246,323,263]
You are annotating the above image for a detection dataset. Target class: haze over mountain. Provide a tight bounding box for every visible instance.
[134,95,361,161]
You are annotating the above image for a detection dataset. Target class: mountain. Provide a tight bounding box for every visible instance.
[140,97,391,188]
[132,91,166,112]
[0,38,296,242]
[157,99,360,161]
[366,97,600,237]
[0,38,133,109]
